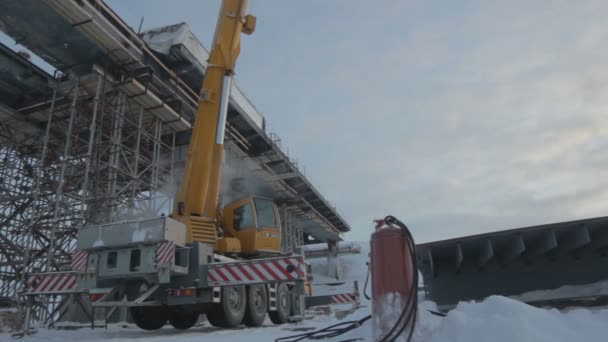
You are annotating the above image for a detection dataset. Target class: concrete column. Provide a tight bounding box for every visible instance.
[326,240,342,280]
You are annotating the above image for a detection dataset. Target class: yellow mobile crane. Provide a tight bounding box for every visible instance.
[41,0,360,332]
[72,0,309,331]
[173,0,281,257]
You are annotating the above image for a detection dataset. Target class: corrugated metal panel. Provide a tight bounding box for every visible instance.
[417,216,608,309]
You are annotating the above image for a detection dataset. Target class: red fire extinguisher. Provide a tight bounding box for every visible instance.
[370,215,418,342]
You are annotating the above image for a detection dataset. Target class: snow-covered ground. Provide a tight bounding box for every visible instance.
[3,241,607,341]
[513,279,608,303]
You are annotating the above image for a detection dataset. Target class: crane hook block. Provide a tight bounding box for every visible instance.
[242,14,256,35]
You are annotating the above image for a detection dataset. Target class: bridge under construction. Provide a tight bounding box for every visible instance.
[0,0,351,321]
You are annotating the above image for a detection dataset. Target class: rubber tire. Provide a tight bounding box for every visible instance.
[290,289,302,317]
[269,283,291,324]
[130,307,168,331]
[208,285,247,328]
[169,311,199,330]
[127,281,167,330]
[205,309,224,327]
[243,284,267,327]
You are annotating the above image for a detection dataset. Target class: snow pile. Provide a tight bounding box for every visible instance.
[513,279,608,303]
[327,296,607,342]
[416,296,608,342]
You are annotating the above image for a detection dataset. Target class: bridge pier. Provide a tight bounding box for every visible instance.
[326,240,342,280]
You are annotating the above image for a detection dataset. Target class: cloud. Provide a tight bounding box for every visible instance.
[276,0,608,242]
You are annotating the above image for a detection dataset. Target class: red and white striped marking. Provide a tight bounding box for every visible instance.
[71,250,88,271]
[156,240,174,265]
[207,256,306,286]
[27,273,78,294]
[331,293,359,304]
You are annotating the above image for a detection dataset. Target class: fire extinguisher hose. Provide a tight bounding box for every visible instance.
[274,315,372,342]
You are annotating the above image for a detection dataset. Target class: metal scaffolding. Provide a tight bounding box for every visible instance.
[0,67,178,321]
[280,207,305,254]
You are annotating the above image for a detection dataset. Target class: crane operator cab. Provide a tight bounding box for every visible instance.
[218,196,282,256]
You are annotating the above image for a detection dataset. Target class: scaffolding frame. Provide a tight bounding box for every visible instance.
[280,206,305,254]
[0,66,178,322]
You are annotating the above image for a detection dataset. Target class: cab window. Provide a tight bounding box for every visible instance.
[107,252,117,269]
[233,203,254,230]
[254,198,277,228]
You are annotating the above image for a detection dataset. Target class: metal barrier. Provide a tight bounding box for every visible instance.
[22,271,91,335]
[305,281,360,308]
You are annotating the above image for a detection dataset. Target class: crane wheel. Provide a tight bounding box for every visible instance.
[269,283,291,324]
[243,284,267,327]
[290,289,302,317]
[205,310,225,327]
[207,285,246,328]
[127,281,167,330]
[169,311,199,330]
[130,307,168,330]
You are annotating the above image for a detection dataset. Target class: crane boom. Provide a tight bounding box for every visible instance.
[173,0,256,243]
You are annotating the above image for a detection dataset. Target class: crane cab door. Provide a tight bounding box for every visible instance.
[222,196,281,256]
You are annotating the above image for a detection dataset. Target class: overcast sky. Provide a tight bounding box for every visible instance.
[107,0,608,243]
